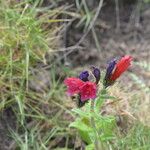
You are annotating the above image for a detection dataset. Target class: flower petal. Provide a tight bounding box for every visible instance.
[79,82,97,101]
[110,55,133,81]
[64,77,84,96]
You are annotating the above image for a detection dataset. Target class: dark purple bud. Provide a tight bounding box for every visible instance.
[79,71,89,82]
[105,58,117,80]
[91,66,101,84]
[103,58,117,88]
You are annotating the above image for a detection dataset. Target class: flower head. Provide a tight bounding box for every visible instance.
[79,82,97,101]
[64,77,84,96]
[104,55,133,87]
[110,55,133,80]
[64,77,97,102]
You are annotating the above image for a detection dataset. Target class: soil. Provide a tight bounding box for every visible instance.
[65,2,150,68]
[0,108,16,150]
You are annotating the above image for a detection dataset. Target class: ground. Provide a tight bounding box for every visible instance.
[0,0,150,149]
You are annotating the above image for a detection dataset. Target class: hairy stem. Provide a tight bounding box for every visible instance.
[90,100,99,150]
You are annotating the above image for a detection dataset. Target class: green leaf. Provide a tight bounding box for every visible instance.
[69,118,91,132]
[95,116,116,141]
[95,94,116,113]
[79,130,92,144]
[85,144,94,150]
[72,108,91,118]
[69,118,92,144]
[95,97,105,113]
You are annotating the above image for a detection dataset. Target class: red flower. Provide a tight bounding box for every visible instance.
[110,55,133,81]
[64,78,97,101]
[79,82,97,101]
[64,77,84,96]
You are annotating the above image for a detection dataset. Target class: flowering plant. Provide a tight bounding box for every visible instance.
[64,55,133,150]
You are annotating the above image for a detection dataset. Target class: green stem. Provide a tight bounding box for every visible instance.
[90,100,99,150]
[101,88,107,95]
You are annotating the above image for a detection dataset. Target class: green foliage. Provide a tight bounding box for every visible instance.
[116,122,150,150]
[75,0,101,51]
[70,92,116,149]
[75,0,94,30]
[0,0,72,149]
[0,0,48,110]
[144,0,150,3]
[85,144,95,150]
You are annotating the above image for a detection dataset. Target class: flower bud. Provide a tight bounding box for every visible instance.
[105,59,117,80]
[79,71,89,82]
[91,66,101,84]
[103,58,117,88]
[104,56,133,88]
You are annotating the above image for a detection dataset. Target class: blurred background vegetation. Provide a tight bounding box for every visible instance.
[0,0,150,149]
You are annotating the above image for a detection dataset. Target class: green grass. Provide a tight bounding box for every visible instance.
[0,0,74,149]
[116,123,150,150]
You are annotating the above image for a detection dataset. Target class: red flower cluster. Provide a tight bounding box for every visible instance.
[64,78,97,102]
[64,55,133,103]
